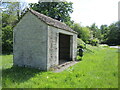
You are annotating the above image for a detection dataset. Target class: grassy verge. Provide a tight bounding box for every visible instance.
[1,45,118,88]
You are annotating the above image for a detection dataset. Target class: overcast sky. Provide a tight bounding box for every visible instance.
[25,0,120,27]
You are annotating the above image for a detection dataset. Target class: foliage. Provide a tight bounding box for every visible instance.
[2,2,20,27]
[30,2,73,26]
[76,55,82,61]
[2,2,27,54]
[77,38,86,49]
[2,26,13,54]
[86,21,120,45]
[2,3,19,54]
[107,21,120,45]
[89,23,101,40]
[72,23,91,43]
[2,46,118,88]
[72,23,82,38]
[100,25,110,35]
[100,25,110,43]
[77,38,85,60]
[80,27,91,43]
[89,38,99,46]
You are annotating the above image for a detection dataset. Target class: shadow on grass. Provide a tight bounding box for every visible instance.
[2,66,44,84]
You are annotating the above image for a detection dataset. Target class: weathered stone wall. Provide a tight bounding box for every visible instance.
[47,26,77,70]
[73,33,77,61]
[47,26,59,69]
[13,11,48,70]
[13,11,77,71]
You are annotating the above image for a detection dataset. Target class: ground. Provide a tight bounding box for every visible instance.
[1,45,118,88]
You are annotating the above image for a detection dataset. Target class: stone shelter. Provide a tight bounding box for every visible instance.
[13,9,77,70]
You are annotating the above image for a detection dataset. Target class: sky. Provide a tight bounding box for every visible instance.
[69,0,120,27]
[3,0,119,27]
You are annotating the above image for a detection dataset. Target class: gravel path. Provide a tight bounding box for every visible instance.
[53,61,79,73]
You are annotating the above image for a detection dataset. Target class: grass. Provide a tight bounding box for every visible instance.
[1,45,118,88]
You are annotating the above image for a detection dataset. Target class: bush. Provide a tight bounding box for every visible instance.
[77,38,86,49]
[2,25,13,54]
[77,38,85,60]
[76,56,82,61]
[89,38,99,46]
[72,23,91,43]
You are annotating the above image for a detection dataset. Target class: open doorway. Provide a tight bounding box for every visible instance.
[59,33,72,64]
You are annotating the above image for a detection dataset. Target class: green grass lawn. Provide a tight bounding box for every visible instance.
[1,45,118,88]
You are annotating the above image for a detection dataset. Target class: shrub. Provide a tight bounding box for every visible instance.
[2,25,13,54]
[76,56,82,61]
[77,38,85,60]
[89,38,99,46]
[77,38,86,49]
[72,23,91,43]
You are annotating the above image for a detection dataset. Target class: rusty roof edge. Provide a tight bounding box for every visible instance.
[28,9,77,34]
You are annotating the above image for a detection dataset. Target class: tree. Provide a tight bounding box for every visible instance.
[2,2,28,27]
[2,26,13,54]
[107,22,120,45]
[72,23,82,38]
[72,23,91,43]
[90,23,102,42]
[2,2,20,27]
[116,21,120,45]
[2,2,26,54]
[100,25,110,43]
[90,23,98,38]
[30,2,73,26]
[80,27,91,43]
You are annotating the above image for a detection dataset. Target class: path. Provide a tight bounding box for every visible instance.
[53,61,79,73]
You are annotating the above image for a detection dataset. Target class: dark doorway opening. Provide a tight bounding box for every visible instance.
[59,33,72,64]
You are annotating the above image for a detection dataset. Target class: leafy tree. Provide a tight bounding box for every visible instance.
[95,29,102,41]
[2,26,13,54]
[2,2,28,27]
[100,25,110,43]
[2,2,25,54]
[100,25,108,34]
[80,27,91,43]
[90,23,98,38]
[116,21,120,44]
[72,23,91,43]
[90,23,102,42]
[2,2,20,27]
[72,23,82,38]
[30,2,73,26]
[107,22,120,45]
[89,38,99,46]
[2,12,18,27]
